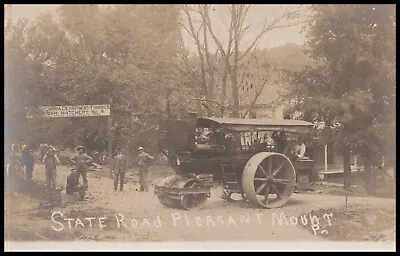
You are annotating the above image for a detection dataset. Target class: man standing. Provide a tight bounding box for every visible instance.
[113,148,127,191]
[43,147,60,189]
[20,139,25,151]
[137,147,154,192]
[39,144,50,163]
[70,146,93,190]
[7,145,23,183]
[21,143,28,155]
[22,149,35,182]
[66,168,86,201]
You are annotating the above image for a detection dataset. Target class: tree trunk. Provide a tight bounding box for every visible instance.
[184,5,208,101]
[363,156,376,195]
[230,5,240,118]
[202,16,215,102]
[219,70,228,117]
[342,146,352,190]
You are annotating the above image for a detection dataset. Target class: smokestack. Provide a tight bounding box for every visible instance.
[187,112,198,130]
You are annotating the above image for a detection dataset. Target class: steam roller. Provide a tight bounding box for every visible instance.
[154,173,212,210]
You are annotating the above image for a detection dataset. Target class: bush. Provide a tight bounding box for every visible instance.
[57,150,75,166]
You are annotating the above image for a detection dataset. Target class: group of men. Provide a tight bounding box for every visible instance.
[6,141,155,202]
[270,131,308,160]
[6,141,60,188]
[64,145,92,200]
[111,146,155,192]
[65,145,155,201]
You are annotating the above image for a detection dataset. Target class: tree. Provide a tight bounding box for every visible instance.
[4,4,186,154]
[5,15,34,147]
[180,4,305,117]
[285,4,396,192]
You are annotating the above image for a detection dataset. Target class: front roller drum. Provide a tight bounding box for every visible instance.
[155,174,210,210]
[179,180,209,210]
[158,195,180,208]
[242,152,296,209]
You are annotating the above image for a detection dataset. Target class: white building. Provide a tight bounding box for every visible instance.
[223,54,354,175]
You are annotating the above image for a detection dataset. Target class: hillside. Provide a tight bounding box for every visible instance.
[260,43,314,72]
[238,43,314,107]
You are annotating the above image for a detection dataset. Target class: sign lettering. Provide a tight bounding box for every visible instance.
[26,104,111,118]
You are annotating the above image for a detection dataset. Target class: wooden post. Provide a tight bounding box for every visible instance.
[166,88,171,118]
[108,98,113,178]
[324,144,328,172]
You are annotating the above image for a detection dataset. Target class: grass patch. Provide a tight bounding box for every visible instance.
[298,204,396,241]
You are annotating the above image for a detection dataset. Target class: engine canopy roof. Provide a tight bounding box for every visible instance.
[196,117,314,134]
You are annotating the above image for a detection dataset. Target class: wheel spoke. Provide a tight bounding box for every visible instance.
[271,184,282,199]
[257,165,268,177]
[273,178,291,185]
[192,198,199,205]
[264,184,270,204]
[268,157,272,175]
[255,182,267,194]
[272,162,285,177]
[254,177,268,181]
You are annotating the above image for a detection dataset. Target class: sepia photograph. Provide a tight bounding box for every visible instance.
[4,4,396,251]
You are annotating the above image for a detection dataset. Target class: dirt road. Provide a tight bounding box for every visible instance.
[4,163,396,244]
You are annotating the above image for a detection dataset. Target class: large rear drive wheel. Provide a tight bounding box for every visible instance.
[242,152,296,209]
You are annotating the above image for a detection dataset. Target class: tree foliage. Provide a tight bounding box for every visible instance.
[5,5,186,154]
[284,4,395,190]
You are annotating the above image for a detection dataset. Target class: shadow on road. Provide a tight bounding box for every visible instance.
[5,175,62,210]
[284,198,303,207]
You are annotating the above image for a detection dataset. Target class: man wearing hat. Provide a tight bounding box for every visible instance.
[70,145,93,190]
[43,146,60,188]
[39,143,50,163]
[137,147,155,192]
[113,148,127,191]
[66,168,86,201]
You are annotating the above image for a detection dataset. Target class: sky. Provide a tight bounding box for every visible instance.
[6,4,309,52]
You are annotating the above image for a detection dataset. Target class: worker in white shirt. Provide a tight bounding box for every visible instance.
[293,138,307,159]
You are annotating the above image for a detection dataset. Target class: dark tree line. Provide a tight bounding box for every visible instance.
[284,4,395,193]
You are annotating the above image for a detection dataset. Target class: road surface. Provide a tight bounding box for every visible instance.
[4,164,395,245]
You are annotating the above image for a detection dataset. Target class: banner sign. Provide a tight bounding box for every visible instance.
[27,104,111,118]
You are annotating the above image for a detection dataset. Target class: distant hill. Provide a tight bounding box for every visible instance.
[239,43,314,106]
[259,43,314,72]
